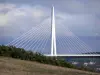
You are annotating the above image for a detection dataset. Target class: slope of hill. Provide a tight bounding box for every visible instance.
[0,57,99,75]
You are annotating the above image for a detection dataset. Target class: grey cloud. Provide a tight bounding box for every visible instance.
[0,0,100,40]
[0,1,100,52]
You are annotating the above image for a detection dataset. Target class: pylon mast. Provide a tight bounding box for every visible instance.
[51,6,57,56]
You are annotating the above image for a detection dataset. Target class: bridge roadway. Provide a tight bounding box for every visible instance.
[45,54,100,57]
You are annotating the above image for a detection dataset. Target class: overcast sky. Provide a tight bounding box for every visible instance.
[0,0,100,53]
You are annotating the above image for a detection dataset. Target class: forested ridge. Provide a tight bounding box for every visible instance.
[0,45,96,72]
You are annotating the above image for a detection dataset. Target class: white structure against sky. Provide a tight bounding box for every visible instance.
[7,6,100,56]
[49,6,100,56]
[51,6,57,56]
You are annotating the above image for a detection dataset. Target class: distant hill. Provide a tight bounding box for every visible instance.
[83,52,100,54]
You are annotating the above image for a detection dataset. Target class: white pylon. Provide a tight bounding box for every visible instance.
[51,6,57,56]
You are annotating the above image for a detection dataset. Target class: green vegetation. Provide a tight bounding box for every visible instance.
[0,45,96,72]
[0,45,75,68]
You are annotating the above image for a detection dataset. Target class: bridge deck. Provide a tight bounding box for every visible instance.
[45,54,100,57]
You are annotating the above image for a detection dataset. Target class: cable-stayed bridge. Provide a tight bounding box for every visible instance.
[6,6,100,57]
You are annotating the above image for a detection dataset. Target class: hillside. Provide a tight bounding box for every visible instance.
[0,57,99,75]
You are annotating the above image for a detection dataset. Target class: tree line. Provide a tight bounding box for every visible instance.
[0,45,95,72]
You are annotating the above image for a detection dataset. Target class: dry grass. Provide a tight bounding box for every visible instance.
[0,57,99,75]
